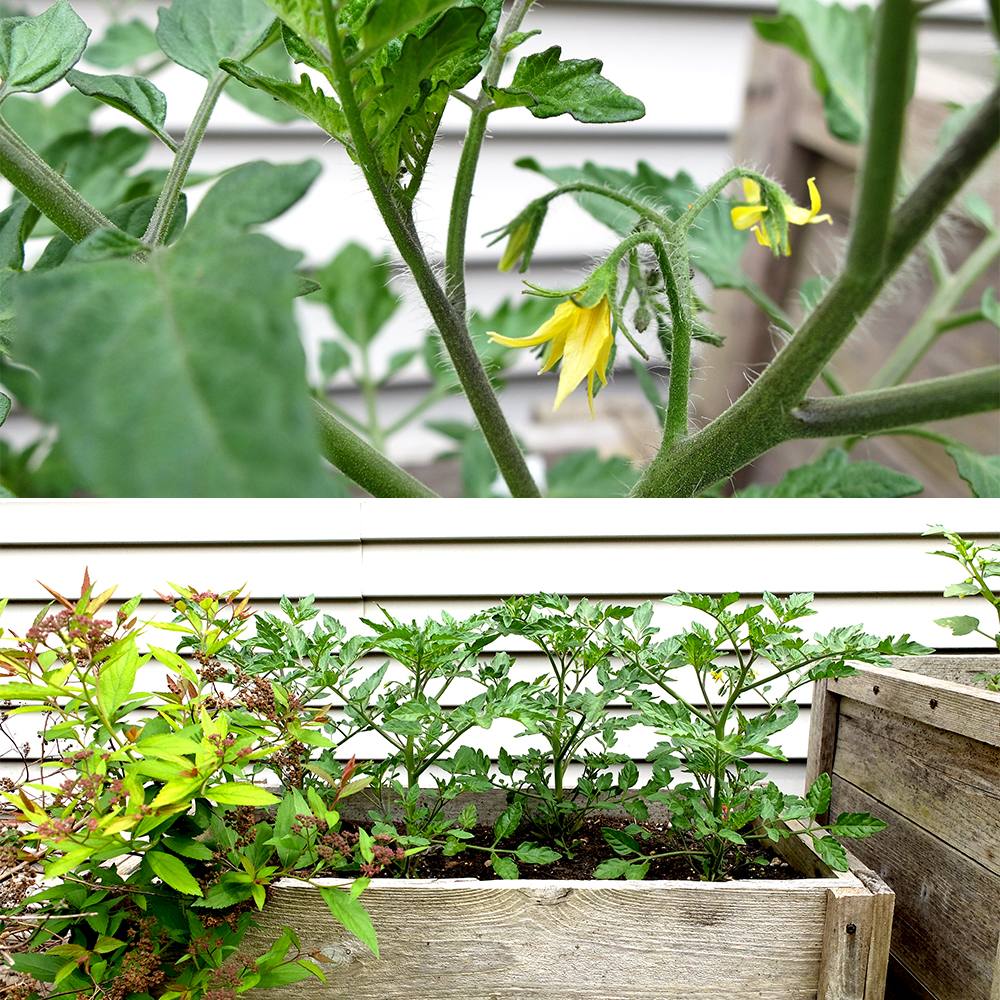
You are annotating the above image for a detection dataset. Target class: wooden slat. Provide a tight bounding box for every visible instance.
[830,777,1000,1000]
[805,678,837,817]
[817,886,879,1000]
[242,877,835,1000]
[829,666,1000,748]
[832,696,1000,876]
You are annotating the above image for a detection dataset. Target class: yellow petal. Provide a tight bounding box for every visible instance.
[552,298,612,411]
[742,178,761,203]
[752,225,772,247]
[731,205,767,230]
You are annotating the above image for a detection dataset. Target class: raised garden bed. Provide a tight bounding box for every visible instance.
[806,655,1000,1000]
[242,794,894,1000]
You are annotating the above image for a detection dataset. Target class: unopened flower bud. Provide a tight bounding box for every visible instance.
[633,305,651,332]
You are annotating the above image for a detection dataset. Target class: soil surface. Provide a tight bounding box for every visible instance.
[399,815,802,881]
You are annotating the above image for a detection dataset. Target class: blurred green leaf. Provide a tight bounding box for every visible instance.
[359,0,462,58]
[945,445,1000,498]
[226,36,303,122]
[310,242,400,347]
[493,46,644,123]
[933,614,981,637]
[981,287,1000,329]
[84,18,160,70]
[9,164,332,497]
[546,449,640,498]
[319,339,352,382]
[738,449,923,497]
[1,89,96,152]
[65,69,175,150]
[0,0,89,100]
[156,0,276,81]
[753,0,874,143]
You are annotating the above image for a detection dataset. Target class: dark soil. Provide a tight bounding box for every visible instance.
[398,815,802,882]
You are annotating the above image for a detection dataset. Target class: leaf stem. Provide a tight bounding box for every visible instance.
[143,71,229,246]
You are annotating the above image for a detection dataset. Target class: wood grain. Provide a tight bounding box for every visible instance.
[830,666,1000,748]
[832,696,1000,875]
[829,777,1000,1000]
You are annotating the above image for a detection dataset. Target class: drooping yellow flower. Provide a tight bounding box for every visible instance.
[488,297,613,415]
[730,177,832,252]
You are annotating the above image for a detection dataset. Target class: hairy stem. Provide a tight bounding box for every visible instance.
[323,0,539,496]
[0,116,114,242]
[143,72,229,246]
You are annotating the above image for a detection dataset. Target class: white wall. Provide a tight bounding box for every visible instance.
[3,498,996,794]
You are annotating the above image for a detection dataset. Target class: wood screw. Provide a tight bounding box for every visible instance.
[872,685,880,695]
[929,699,938,709]
[846,924,856,935]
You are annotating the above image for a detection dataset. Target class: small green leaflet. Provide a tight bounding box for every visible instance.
[84,19,160,70]
[319,886,379,956]
[0,0,89,100]
[945,445,1000,498]
[206,783,279,806]
[492,46,644,124]
[737,449,922,498]
[65,69,176,151]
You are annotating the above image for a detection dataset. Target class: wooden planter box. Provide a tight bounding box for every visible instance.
[243,799,893,1000]
[806,655,1000,1000]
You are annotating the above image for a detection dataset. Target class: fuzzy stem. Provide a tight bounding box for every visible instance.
[143,72,229,246]
[0,116,114,242]
[314,399,438,497]
[323,0,540,496]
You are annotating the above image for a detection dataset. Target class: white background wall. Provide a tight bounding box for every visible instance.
[3,498,996,795]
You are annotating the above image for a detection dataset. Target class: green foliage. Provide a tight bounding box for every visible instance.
[0,0,88,100]
[753,0,874,143]
[0,576,385,1000]
[84,18,160,70]
[65,69,175,150]
[944,445,1000,498]
[545,449,640,497]
[492,46,645,123]
[737,448,923,498]
[925,525,1000,652]
[8,161,333,497]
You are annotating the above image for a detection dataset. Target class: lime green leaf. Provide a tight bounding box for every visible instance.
[319,339,351,382]
[945,445,1000,498]
[980,287,999,329]
[156,0,276,81]
[319,886,378,956]
[934,614,980,636]
[738,449,923,498]
[11,165,333,497]
[227,35,303,123]
[147,849,204,896]
[97,639,141,717]
[207,783,279,805]
[0,0,89,100]
[546,449,640,498]
[64,69,176,150]
[495,46,644,123]
[828,812,887,839]
[162,836,215,860]
[310,243,400,348]
[85,19,160,70]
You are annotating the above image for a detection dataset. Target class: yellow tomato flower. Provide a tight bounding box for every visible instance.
[731,177,832,252]
[488,297,613,415]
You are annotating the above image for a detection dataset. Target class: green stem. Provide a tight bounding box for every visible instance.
[785,367,1000,437]
[313,398,438,497]
[936,309,985,334]
[384,384,451,437]
[0,116,115,242]
[143,72,229,246]
[868,228,1000,388]
[323,0,539,497]
[445,0,535,313]
[843,0,915,277]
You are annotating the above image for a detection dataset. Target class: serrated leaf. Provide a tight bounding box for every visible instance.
[227,35,303,123]
[85,19,160,70]
[592,857,630,879]
[495,46,644,124]
[806,773,831,814]
[490,853,519,879]
[494,801,523,842]
[156,0,276,81]
[207,782,279,805]
[69,225,147,262]
[933,614,981,636]
[64,69,175,150]
[147,849,204,895]
[945,445,1000,499]
[0,0,90,100]
[318,886,378,956]
[514,843,561,864]
[545,449,640,498]
[359,1,462,58]
[738,449,922,498]
[828,812,887,839]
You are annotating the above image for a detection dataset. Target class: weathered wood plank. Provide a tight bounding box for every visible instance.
[244,878,836,1000]
[887,654,1000,688]
[832,696,1000,876]
[805,677,838,816]
[829,666,1000,748]
[830,777,1000,1000]
[818,886,878,1000]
